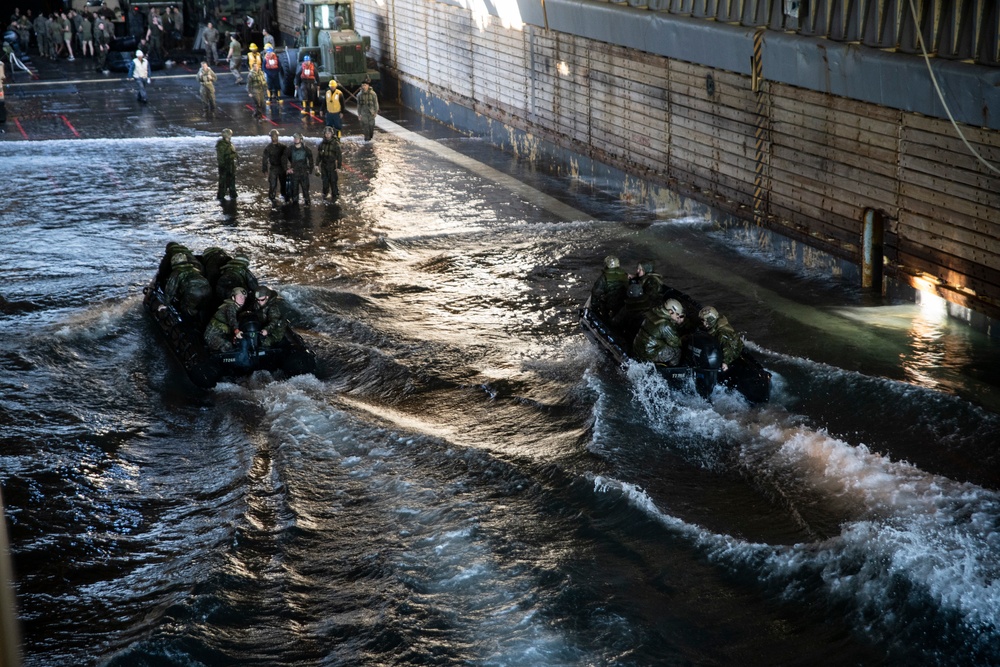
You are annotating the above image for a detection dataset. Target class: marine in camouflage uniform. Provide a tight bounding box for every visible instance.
[164,254,212,324]
[216,128,238,200]
[253,286,291,348]
[157,241,202,284]
[197,60,217,114]
[590,255,629,319]
[204,287,247,352]
[632,299,686,365]
[246,62,267,120]
[285,133,314,205]
[199,246,232,289]
[261,130,288,204]
[317,126,343,200]
[699,307,744,371]
[214,254,258,303]
[357,79,379,141]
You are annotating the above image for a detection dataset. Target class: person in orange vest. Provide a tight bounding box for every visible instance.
[324,79,344,135]
[295,54,318,115]
[262,43,281,103]
[246,42,261,69]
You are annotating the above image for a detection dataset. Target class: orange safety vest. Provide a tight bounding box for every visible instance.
[301,61,315,79]
[264,51,279,70]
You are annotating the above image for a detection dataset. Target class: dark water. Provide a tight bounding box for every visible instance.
[2,128,1000,666]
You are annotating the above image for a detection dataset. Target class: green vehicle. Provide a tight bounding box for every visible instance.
[281,0,379,94]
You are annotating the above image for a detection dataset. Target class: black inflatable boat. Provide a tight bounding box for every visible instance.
[580,290,771,404]
[143,260,316,389]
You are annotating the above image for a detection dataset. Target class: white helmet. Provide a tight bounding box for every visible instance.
[135,49,143,57]
[663,299,685,317]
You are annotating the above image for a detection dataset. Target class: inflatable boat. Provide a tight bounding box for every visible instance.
[143,258,316,389]
[580,289,771,404]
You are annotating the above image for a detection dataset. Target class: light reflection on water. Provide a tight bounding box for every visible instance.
[1,129,1000,667]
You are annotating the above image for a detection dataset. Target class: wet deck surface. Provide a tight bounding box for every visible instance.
[1,49,379,141]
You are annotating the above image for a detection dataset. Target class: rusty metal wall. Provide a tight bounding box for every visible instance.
[353,0,1000,318]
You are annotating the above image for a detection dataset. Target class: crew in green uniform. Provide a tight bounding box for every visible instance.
[216,128,238,201]
[633,298,686,365]
[253,286,291,348]
[317,126,343,201]
[204,287,247,352]
[162,253,212,324]
[698,306,743,372]
[590,255,629,319]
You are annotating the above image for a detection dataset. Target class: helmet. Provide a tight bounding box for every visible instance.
[663,299,685,318]
[135,49,143,57]
[699,306,719,326]
[254,286,274,300]
[249,43,258,51]
[170,253,189,267]
[323,125,334,135]
[269,129,279,138]
[221,128,233,138]
[231,287,247,299]
[293,132,303,141]
[329,79,338,89]
[264,44,273,51]
[303,55,310,62]
[640,261,654,275]
[604,255,620,269]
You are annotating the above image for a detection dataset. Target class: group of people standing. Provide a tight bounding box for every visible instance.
[8,4,182,72]
[590,256,744,371]
[216,126,344,205]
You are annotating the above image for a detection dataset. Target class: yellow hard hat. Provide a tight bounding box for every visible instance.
[249,43,258,51]
[329,79,338,88]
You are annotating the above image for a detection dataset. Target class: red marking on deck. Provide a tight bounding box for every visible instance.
[60,115,80,137]
[14,117,28,139]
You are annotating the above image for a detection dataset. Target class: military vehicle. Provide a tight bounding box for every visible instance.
[280,0,379,96]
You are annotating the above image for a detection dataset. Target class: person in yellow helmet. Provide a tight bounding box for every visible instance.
[247,42,261,69]
[324,78,345,135]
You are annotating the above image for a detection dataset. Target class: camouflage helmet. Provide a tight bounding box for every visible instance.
[323,125,335,135]
[221,128,233,138]
[170,253,189,267]
[269,129,279,138]
[640,261,654,275]
[231,286,247,299]
[293,132,303,141]
[699,306,719,327]
[604,255,620,270]
[254,286,274,300]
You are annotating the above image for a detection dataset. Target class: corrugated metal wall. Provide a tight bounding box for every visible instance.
[350,0,1000,319]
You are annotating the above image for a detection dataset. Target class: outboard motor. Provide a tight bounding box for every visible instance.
[687,330,723,398]
[233,311,263,371]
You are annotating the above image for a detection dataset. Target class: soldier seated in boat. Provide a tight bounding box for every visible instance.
[253,286,291,348]
[204,287,248,352]
[160,252,212,324]
[590,255,629,319]
[698,306,743,372]
[157,242,202,285]
[199,246,233,289]
[214,251,259,303]
[632,298,686,365]
[612,261,663,344]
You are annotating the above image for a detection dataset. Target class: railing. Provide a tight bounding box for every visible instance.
[634,0,1000,67]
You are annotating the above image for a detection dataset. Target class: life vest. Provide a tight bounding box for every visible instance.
[264,51,279,70]
[247,52,261,69]
[300,61,315,79]
[325,89,342,113]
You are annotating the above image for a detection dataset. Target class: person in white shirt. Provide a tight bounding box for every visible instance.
[129,49,151,104]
